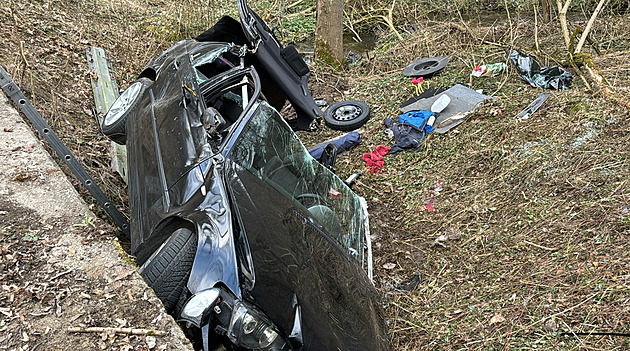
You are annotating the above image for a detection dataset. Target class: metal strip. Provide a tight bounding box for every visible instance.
[86,47,128,183]
[149,89,170,213]
[0,63,130,237]
[293,210,351,263]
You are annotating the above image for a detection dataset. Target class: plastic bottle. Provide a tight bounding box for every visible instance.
[472,63,507,77]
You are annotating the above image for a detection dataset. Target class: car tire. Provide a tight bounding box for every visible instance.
[140,227,197,313]
[101,78,151,145]
[324,100,370,131]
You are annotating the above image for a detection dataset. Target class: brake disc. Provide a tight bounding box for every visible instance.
[402,57,449,77]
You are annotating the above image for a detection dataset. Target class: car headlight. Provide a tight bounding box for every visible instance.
[228,302,284,349]
[180,288,221,327]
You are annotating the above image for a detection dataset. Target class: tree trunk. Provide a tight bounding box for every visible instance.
[315,0,344,67]
[541,0,552,22]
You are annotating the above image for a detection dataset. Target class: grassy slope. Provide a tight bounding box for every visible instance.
[1,0,628,350]
[325,15,630,351]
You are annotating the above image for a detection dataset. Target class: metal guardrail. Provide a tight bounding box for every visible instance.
[0,63,130,237]
[86,47,129,184]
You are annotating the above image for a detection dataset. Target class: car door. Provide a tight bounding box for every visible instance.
[224,101,389,350]
[237,0,323,130]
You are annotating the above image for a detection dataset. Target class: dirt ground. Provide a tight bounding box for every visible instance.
[0,0,629,350]
[0,93,193,350]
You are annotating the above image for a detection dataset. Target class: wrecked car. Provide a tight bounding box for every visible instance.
[100,1,389,350]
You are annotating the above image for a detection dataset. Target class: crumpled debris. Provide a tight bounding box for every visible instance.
[472,63,506,77]
[516,93,550,120]
[432,183,443,196]
[395,272,422,292]
[398,110,435,132]
[400,86,447,109]
[308,131,361,160]
[426,199,435,212]
[400,84,495,133]
[362,145,391,174]
[328,188,341,198]
[384,118,432,154]
[382,262,396,270]
[432,231,461,248]
[509,50,572,90]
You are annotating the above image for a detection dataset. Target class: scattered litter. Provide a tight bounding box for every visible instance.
[432,183,443,196]
[399,110,435,131]
[472,63,506,77]
[622,205,628,216]
[431,94,451,113]
[411,77,424,94]
[509,50,572,90]
[403,57,449,77]
[516,93,550,120]
[426,200,435,212]
[400,86,446,109]
[395,272,421,292]
[382,262,396,270]
[314,99,328,108]
[345,172,361,186]
[362,145,391,174]
[4,127,13,132]
[384,116,433,154]
[308,131,361,160]
[383,108,440,153]
[432,231,461,248]
[146,335,157,349]
[400,84,495,133]
[328,188,341,198]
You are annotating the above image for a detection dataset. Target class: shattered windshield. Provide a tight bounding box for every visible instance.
[227,102,365,262]
[190,44,232,84]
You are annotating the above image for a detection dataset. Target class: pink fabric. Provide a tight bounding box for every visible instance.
[363,145,391,174]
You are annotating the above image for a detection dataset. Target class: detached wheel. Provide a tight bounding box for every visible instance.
[324,100,370,131]
[101,78,150,145]
[140,228,197,313]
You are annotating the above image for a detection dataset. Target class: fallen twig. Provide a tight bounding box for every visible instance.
[523,240,557,251]
[68,326,166,336]
[50,269,73,281]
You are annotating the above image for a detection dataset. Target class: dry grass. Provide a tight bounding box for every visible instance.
[1,0,629,350]
[305,12,630,351]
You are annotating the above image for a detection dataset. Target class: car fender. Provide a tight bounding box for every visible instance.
[185,159,241,299]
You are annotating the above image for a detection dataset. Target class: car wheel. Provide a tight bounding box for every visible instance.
[101,78,151,145]
[140,227,197,313]
[324,100,370,131]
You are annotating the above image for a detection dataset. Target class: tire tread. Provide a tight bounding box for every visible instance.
[141,228,197,313]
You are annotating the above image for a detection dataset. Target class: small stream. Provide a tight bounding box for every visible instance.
[294,31,378,64]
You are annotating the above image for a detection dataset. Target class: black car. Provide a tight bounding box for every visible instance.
[101,2,389,350]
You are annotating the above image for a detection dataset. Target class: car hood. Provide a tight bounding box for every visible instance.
[224,162,389,351]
